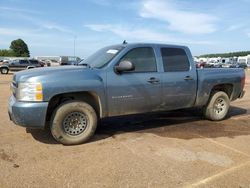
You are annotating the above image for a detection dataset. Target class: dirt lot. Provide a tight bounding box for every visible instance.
[0,70,250,188]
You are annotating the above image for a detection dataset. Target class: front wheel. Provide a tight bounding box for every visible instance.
[51,101,98,145]
[0,67,9,74]
[203,91,230,121]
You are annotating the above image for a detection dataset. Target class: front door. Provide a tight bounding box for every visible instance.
[107,47,162,116]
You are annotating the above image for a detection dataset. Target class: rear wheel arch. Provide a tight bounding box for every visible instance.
[210,84,233,100]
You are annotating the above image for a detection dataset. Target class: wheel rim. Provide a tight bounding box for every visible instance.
[213,97,227,115]
[63,112,88,136]
[2,69,7,74]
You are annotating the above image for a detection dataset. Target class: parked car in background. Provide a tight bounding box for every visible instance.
[44,59,60,67]
[61,60,80,66]
[221,61,231,68]
[195,61,206,68]
[237,62,248,69]
[228,62,238,68]
[211,61,222,68]
[0,59,43,74]
[60,56,81,66]
[206,60,219,68]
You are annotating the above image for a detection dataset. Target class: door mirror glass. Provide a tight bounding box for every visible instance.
[114,60,135,73]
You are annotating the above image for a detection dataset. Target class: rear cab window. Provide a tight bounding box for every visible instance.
[160,47,190,72]
[29,60,39,64]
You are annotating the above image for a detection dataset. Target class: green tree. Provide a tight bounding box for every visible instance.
[10,39,30,57]
[0,49,15,57]
[200,51,250,58]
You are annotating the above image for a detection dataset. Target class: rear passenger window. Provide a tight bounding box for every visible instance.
[161,48,190,72]
[120,47,157,72]
[20,60,29,64]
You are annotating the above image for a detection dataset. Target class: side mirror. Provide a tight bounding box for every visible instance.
[114,60,135,73]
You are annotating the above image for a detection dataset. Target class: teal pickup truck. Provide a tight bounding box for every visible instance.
[8,43,245,145]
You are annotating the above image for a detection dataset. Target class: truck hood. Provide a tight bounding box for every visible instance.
[13,66,94,83]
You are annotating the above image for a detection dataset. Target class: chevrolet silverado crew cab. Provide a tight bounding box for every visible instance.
[8,43,245,145]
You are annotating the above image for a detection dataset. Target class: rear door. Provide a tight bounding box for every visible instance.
[19,60,29,70]
[160,47,197,110]
[106,47,162,116]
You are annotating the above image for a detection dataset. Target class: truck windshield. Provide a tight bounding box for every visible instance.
[79,45,125,68]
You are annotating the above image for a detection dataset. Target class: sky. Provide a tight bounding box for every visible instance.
[1,0,250,58]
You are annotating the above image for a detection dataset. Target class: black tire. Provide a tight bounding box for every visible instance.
[203,91,230,121]
[51,101,98,145]
[0,67,9,74]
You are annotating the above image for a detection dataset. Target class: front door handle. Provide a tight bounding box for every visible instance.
[147,77,160,84]
[184,76,193,81]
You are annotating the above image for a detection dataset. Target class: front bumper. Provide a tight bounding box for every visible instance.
[8,95,48,129]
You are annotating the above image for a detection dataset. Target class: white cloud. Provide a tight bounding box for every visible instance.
[227,24,245,31]
[247,32,250,38]
[0,6,73,34]
[89,0,111,6]
[0,27,40,37]
[15,14,74,34]
[85,24,215,45]
[39,22,73,33]
[139,0,217,34]
[0,6,41,14]
[85,24,171,41]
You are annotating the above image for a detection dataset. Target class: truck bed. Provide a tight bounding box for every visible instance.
[195,68,245,107]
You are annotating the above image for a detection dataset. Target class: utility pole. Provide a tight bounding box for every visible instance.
[73,35,77,57]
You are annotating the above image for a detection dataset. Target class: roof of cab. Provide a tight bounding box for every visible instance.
[120,42,188,49]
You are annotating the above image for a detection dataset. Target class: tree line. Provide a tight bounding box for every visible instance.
[199,51,250,58]
[0,39,30,57]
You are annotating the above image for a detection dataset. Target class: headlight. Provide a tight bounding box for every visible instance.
[16,82,43,102]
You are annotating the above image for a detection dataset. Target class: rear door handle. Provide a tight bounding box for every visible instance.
[147,77,160,84]
[184,76,193,81]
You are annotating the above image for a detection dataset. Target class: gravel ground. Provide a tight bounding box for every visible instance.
[0,70,250,188]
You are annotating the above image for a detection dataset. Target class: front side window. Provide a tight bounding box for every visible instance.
[161,48,190,72]
[120,47,157,72]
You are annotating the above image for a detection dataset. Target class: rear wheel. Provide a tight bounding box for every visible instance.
[203,91,230,121]
[50,101,98,145]
[0,67,9,74]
